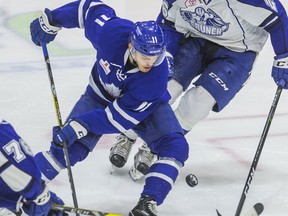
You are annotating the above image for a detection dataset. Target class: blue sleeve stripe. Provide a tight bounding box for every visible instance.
[42,151,64,172]
[105,106,127,132]
[265,18,281,32]
[79,0,104,28]
[113,100,139,125]
[260,14,280,31]
[134,101,152,112]
[260,14,278,28]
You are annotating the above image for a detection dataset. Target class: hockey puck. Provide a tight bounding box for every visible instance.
[254,203,264,215]
[186,174,198,187]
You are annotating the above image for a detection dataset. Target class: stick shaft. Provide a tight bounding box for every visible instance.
[235,86,283,216]
[41,43,79,209]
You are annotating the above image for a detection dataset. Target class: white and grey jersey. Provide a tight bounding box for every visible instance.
[162,0,285,53]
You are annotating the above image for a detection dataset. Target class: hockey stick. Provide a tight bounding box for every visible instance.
[234,85,282,215]
[41,43,79,210]
[217,85,283,216]
[52,204,124,216]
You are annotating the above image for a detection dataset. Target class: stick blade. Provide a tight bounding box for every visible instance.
[216,203,264,216]
[243,203,264,216]
[216,209,222,216]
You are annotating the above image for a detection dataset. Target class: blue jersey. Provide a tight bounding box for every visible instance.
[0,119,42,211]
[50,0,170,134]
[158,0,288,55]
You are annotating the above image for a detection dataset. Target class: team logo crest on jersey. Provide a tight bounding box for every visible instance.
[104,83,121,98]
[99,59,111,75]
[180,7,229,36]
[116,69,127,81]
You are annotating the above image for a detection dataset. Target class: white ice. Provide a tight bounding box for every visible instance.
[0,0,288,215]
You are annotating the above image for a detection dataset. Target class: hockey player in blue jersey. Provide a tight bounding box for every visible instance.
[109,0,288,181]
[29,0,189,215]
[0,118,66,216]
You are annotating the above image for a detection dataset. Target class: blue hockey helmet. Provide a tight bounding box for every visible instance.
[129,21,165,56]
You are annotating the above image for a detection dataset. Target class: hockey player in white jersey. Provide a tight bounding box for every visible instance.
[0,118,66,216]
[29,0,189,215]
[109,0,288,181]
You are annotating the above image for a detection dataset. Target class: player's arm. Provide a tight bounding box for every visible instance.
[0,121,65,215]
[258,0,288,88]
[30,0,115,46]
[253,0,288,55]
[52,65,171,146]
[51,95,163,147]
[239,0,288,55]
[83,92,162,132]
[241,0,288,88]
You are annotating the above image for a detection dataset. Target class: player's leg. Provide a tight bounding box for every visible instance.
[129,102,189,215]
[174,85,216,131]
[176,46,258,133]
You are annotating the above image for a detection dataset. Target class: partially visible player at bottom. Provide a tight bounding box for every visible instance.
[0,118,66,216]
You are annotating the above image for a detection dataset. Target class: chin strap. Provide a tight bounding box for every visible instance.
[128,47,139,67]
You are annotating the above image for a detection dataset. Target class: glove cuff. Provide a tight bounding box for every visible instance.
[33,184,50,205]
[273,55,288,69]
[273,57,288,69]
[70,120,88,139]
[39,9,61,34]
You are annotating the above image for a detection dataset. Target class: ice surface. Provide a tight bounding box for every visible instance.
[0,0,288,215]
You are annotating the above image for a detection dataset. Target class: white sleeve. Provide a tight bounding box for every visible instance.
[0,151,32,192]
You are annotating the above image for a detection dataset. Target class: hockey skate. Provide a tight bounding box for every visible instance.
[129,143,157,181]
[129,196,158,216]
[109,134,136,168]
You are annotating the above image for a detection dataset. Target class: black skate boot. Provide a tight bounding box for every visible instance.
[109,134,136,168]
[129,196,158,216]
